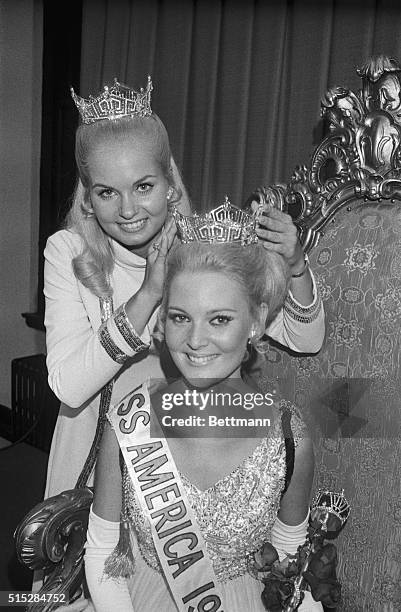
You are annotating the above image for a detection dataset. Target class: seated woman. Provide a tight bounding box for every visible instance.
[84,218,322,612]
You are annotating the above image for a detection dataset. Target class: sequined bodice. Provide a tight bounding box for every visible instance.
[128,400,303,583]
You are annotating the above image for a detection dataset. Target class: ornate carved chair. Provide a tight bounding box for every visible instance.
[248,55,401,612]
[15,488,92,609]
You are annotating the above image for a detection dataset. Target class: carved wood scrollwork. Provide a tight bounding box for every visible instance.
[247,55,401,252]
[14,488,93,610]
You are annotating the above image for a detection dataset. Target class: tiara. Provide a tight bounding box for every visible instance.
[172,196,258,245]
[311,489,351,527]
[71,76,153,124]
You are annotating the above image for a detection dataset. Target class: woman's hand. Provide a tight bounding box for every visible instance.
[253,204,304,273]
[124,215,177,336]
[142,215,177,302]
[253,203,314,305]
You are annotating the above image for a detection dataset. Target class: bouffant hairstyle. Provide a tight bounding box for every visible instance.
[157,241,291,341]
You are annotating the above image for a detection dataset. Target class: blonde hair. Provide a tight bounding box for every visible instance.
[65,114,191,298]
[156,242,291,341]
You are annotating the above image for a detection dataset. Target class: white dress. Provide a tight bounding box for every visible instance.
[43,229,324,498]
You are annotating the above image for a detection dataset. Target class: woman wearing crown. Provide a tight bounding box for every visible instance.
[43,77,324,510]
[84,220,323,611]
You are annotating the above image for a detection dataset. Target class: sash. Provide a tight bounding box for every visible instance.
[107,382,227,612]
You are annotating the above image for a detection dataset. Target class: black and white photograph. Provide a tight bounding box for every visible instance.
[1,1,400,611]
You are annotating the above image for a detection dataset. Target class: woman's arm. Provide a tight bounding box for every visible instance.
[271,430,322,611]
[255,208,325,353]
[45,231,160,408]
[92,421,122,520]
[265,270,324,353]
[84,422,135,612]
[278,432,314,526]
[45,232,122,407]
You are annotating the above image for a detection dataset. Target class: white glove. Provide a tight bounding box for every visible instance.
[84,507,135,612]
[270,513,309,560]
[271,514,323,612]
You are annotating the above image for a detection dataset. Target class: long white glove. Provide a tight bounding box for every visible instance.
[84,508,135,612]
[270,513,309,560]
[271,515,323,612]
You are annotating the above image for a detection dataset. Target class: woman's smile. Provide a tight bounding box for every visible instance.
[118,218,148,233]
[165,270,258,383]
[185,353,220,365]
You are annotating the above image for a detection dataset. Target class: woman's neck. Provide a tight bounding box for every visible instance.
[110,227,163,259]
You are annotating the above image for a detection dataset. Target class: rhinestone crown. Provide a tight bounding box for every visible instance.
[311,488,351,525]
[172,197,258,246]
[71,76,153,124]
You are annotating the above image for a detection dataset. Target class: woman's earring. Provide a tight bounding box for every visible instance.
[167,186,174,201]
[243,329,257,363]
[248,328,257,344]
[85,209,95,218]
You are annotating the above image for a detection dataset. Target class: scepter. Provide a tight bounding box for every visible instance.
[283,489,350,612]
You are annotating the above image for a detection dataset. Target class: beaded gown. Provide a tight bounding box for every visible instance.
[123,399,322,611]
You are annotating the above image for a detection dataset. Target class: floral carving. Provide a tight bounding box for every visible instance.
[374,333,393,354]
[328,316,363,348]
[343,243,378,275]
[296,356,320,378]
[316,247,332,266]
[375,283,401,320]
[314,273,334,301]
[341,286,364,304]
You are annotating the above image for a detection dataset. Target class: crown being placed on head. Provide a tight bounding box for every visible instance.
[71,76,153,124]
[172,196,258,245]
